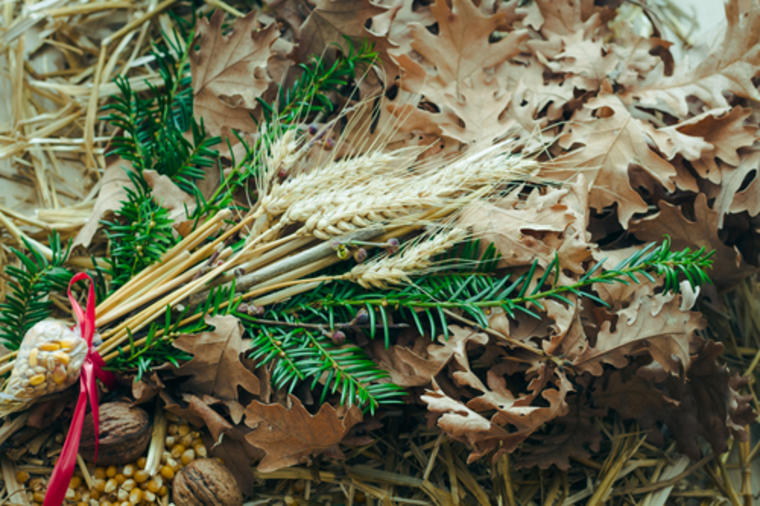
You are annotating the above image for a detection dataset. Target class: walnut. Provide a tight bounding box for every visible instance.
[80,401,151,465]
[172,458,243,506]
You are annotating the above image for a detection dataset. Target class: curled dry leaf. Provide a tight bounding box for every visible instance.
[629,193,750,287]
[593,339,756,459]
[623,0,760,117]
[571,285,703,376]
[421,326,571,463]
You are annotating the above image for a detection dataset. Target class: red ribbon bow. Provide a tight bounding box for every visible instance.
[44,273,115,506]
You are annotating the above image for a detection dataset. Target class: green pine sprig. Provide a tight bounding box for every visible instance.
[0,233,72,350]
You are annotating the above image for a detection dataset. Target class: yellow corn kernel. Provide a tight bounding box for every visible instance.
[65,488,76,500]
[170,443,185,459]
[194,443,208,458]
[105,465,117,478]
[178,424,190,437]
[89,489,101,500]
[136,457,146,469]
[167,423,179,435]
[180,448,195,465]
[52,351,70,365]
[69,475,82,489]
[92,478,106,492]
[117,488,129,502]
[180,433,193,447]
[16,470,30,483]
[121,478,136,492]
[133,469,149,484]
[33,491,46,502]
[77,502,87,506]
[59,339,76,350]
[143,491,156,503]
[52,366,67,385]
[158,485,168,497]
[128,488,142,504]
[159,465,174,480]
[164,435,176,448]
[146,479,161,494]
[93,468,106,479]
[122,464,134,477]
[38,342,60,351]
[28,374,45,386]
[28,349,39,368]
[104,478,118,493]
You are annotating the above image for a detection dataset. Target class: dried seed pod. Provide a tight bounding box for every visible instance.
[80,402,152,465]
[172,458,243,506]
[0,320,87,416]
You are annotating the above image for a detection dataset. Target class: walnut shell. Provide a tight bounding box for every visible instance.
[172,458,243,506]
[80,401,151,465]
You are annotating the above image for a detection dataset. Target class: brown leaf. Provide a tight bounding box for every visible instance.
[623,0,760,117]
[73,160,129,249]
[296,0,386,61]
[629,193,750,287]
[243,395,362,471]
[459,177,592,272]
[142,169,197,225]
[172,315,261,401]
[551,90,677,227]
[389,0,529,145]
[571,286,703,376]
[191,11,284,137]
[593,339,755,458]
[162,392,235,445]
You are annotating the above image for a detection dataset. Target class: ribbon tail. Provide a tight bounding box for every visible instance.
[43,379,89,506]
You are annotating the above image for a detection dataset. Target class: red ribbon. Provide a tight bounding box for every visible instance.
[44,273,115,506]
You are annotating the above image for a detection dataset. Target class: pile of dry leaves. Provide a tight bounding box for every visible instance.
[164,0,760,473]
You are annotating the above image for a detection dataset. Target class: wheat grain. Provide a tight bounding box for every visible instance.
[348,227,467,288]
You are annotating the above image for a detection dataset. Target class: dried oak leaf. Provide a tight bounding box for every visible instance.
[422,327,571,462]
[623,0,760,118]
[512,394,603,470]
[389,0,529,145]
[296,0,386,61]
[459,176,593,273]
[551,88,678,227]
[629,193,750,287]
[593,339,755,458]
[243,395,362,471]
[570,285,703,376]
[191,11,285,137]
[172,315,261,401]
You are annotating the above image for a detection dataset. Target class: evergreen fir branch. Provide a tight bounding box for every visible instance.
[0,233,72,350]
[240,310,404,414]
[101,15,220,194]
[289,238,713,343]
[101,170,177,291]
